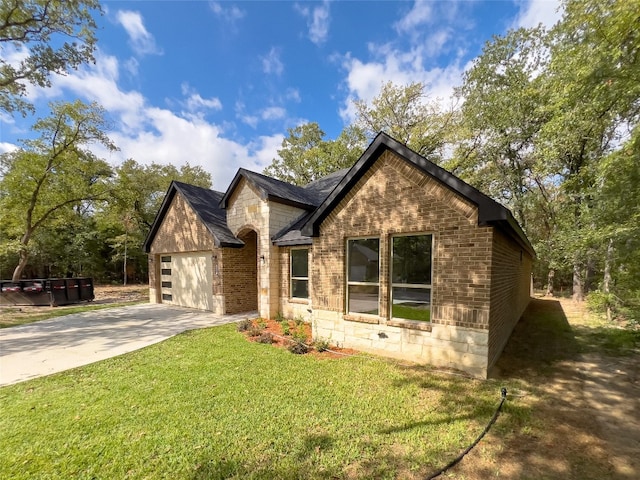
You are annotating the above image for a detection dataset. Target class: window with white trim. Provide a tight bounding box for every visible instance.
[290,248,309,299]
[391,234,433,322]
[346,238,380,315]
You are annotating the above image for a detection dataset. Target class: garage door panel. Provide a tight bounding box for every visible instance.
[167,253,213,311]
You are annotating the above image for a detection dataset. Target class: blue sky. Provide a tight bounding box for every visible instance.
[1,0,562,190]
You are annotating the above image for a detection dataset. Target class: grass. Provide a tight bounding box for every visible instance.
[391,304,431,322]
[0,324,523,480]
[0,301,144,328]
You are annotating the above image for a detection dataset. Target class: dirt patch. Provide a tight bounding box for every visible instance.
[454,297,639,479]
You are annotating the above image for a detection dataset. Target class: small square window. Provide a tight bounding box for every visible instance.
[162,293,172,301]
[161,281,172,288]
[161,268,171,276]
[161,256,171,262]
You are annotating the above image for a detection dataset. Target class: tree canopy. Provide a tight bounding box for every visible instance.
[0,0,102,115]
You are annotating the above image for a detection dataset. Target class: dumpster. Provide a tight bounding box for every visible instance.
[65,278,80,301]
[0,281,23,305]
[78,277,95,301]
[20,279,51,305]
[0,277,95,306]
[49,278,68,306]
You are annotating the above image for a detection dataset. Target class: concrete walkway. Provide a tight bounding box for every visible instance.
[0,304,256,387]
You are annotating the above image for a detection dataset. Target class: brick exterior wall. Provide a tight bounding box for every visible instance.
[487,229,533,369]
[149,193,216,254]
[310,150,499,377]
[312,150,492,327]
[147,192,224,312]
[222,231,258,314]
[278,247,312,321]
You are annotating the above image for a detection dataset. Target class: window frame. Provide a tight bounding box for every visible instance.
[390,232,434,322]
[346,236,381,316]
[290,247,309,300]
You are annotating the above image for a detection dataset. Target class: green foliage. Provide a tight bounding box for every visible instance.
[256,332,274,344]
[314,338,330,352]
[281,321,291,336]
[236,318,253,332]
[287,340,308,355]
[0,100,115,280]
[354,81,455,161]
[263,123,366,186]
[0,0,102,115]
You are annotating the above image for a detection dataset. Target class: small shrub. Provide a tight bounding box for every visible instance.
[292,325,308,344]
[236,319,252,332]
[281,322,291,336]
[314,339,330,352]
[257,332,274,344]
[275,311,285,323]
[248,324,265,337]
[288,341,308,354]
[294,315,305,326]
[257,317,267,329]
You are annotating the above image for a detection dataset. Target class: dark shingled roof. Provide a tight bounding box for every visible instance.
[271,168,348,246]
[143,181,244,252]
[300,132,535,257]
[220,168,317,210]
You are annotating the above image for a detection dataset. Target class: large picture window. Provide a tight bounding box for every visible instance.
[391,234,433,322]
[347,238,380,315]
[290,248,309,299]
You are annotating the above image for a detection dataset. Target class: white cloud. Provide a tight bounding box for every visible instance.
[261,47,284,76]
[394,1,434,33]
[295,1,331,45]
[18,47,281,189]
[181,83,223,115]
[209,2,245,23]
[115,10,163,56]
[261,106,286,121]
[338,46,469,124]
[0,142,18,155]
[513,0,563,30]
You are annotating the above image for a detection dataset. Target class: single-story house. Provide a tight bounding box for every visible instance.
[144,132,534,377]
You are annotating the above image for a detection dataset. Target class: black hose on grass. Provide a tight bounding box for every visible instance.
[426,387,508,480]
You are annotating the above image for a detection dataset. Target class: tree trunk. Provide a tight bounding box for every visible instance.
[123,231,128,286]
[12,248,29,282]
[572,259,584,302]
[546,269,555,296]
[603,238,614,322]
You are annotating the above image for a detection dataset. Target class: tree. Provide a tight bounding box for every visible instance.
[0,0,101,115]
[263,123,366,186]
[540,0,640,301]
[0,100,116,281]
[353,81,455,162]
[452,27,550,229]
[96,160,212,284]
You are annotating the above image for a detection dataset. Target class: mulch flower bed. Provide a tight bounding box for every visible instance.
[240,317,358,359]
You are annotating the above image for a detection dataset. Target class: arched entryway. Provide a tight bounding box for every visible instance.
[224,228,258,314]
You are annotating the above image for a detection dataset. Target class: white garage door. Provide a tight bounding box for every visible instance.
[163,253,213,311]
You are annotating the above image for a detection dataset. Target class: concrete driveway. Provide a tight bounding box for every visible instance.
[0,304,256,387]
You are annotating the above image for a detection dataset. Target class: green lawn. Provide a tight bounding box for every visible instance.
[391,304,431,322]
[0,324,526,480]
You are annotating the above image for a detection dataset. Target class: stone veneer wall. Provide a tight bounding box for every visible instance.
[225,177,305,318]
[311,150,496,377]
[487,229,533,370]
